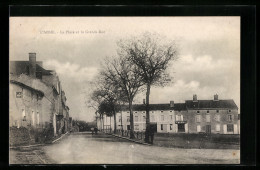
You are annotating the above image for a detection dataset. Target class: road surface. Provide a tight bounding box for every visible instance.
[10,132,240,164]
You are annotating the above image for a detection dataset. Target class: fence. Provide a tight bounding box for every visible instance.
[115,129,145,140]
[101,128,145,140]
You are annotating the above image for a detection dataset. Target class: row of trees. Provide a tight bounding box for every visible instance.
[88,32,178,143]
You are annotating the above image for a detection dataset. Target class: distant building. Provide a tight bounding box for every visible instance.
[9,53,70,137]
[101,94,239,134]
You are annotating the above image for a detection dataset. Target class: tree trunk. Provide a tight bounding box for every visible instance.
[129,99,135,139]
[110,116,111,133]
[145,83,151,143]
[96,113,98,128]
[100,114,102,131]
[102,114,104,131]
[113,110,117,134]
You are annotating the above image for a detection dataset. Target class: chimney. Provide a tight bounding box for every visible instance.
[170,101,174,107]
[214,94,218,101]
[29,53,36,77]
[193,94,198,102]
[143,99,145,105]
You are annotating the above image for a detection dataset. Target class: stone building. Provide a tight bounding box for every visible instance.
[9,53,70,140]
[101,94,239,134]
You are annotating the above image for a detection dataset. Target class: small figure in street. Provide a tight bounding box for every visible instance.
[91,127,94,135]
[149,125,155,145]
[94,127,98,135]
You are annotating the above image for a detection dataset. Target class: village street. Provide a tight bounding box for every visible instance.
[10,132,240,164]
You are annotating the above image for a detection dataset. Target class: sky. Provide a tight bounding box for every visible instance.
[9,17,240,121]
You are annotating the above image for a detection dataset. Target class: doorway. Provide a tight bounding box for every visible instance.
[206,125,211,134]
[178,123,185,132]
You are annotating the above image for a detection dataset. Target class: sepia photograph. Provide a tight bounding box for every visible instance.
[9,17,240,164]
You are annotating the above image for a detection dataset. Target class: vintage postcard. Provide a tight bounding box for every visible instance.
[9,17,240,164]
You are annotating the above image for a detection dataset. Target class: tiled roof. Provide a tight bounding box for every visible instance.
[36,64,52,75]
[185,100,238,109]
[118,99,238,112]
[10,79,44,97]
[119,103,185,112]
[9,61,52,75]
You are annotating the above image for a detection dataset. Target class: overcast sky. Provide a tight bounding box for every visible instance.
[10,17,240,121]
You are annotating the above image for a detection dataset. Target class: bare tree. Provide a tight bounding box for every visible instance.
[100,57,144,139]
[91,81,127,134]
[117,32,178,143]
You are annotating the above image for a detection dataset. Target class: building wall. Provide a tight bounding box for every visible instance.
[9,83,42,128]
[101,107,239,135]
[188,109,239,134]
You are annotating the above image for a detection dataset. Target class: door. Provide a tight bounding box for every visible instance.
[178,124,185,132]
[206,125,211,134]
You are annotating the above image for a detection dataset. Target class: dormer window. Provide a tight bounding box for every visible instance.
[197,111,200,113]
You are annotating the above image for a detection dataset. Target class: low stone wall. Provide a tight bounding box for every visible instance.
[9,126,55,146]
[9,127,31,146]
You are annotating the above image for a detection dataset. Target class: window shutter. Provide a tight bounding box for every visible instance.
[181,115,183,121]
[185,123,188,133]
[223,124,227,134]
[234,124,238,134]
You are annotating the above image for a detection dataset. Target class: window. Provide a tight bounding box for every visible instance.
[170,115,173,120]
[161,115,164,121]
[170,111,172,112]
[238,114,240,120]
[227,124,234,132]
[197,125,201,132]
[161,124,163,130]
[216,124,220,132]
[32,111,35,125]
[228,115,233,121]
[143,111,145,113]
[151,115,154,122]
[176,115,183,121]
[134,125,139,130]
[170,124,173,130]
[22,109,25,117]
[216,114,220,121]
[216,110,219,113]
[143,116,146,122]
[119,116,121,122]
[143,124,146,130]
[37,112,40,125]
[135,111,137,113]
[134,116,138,122]
[196,115,201,123]
[197,111,200,113]
[161,111,163,113]
[207,110,209,113]
[127,116,130,122]
[127,111,129,113]
[206,115,211,122]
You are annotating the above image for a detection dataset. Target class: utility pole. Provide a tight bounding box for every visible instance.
[121,111,123,136]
